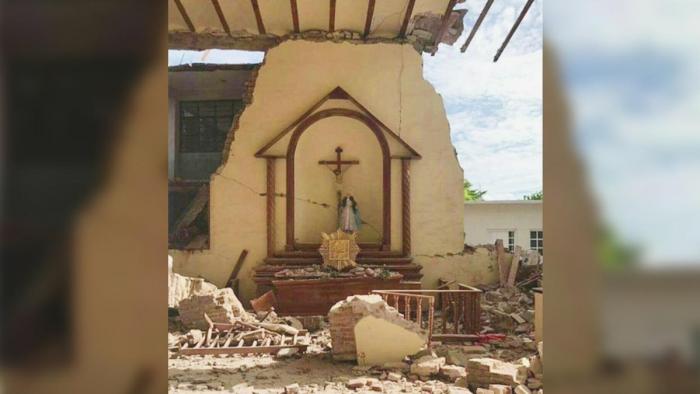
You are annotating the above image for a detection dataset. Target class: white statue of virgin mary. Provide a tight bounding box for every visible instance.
[338,194,361,233]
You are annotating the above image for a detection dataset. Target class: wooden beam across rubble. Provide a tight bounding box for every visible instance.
[173,0,195,33]
[493,0,535,62]
[178,319,309,356]
[430,0,460,56]
[459,0,494,53]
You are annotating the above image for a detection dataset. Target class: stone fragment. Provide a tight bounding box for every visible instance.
[387,372,402,382]
[369,381,384,391]
[526,378,542,390]
[440,365,467,381]
[410,355,445,377]
[455,377,469,388]
[185,329,204,346]
[447,387,472,394]
[514,385,531,394]
[476,389,495,394]
[489,384,512,394]
[285,383,300,394]
[510,313,526,324]
[466,358,527,386]
[168,272,217,308]
[178,288,252,329]
[529,356,542,375]
[276,347,299,358]
[347,378,367,389]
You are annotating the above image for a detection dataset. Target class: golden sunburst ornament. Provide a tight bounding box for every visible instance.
[319,229,360,271]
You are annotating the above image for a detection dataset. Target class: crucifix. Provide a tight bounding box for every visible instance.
[318,146,359,204]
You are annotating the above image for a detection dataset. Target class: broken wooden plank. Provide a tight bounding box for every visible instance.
[226,249,249,288]
[460,0,494,53]
[494,0,535,62]
[172,184,209,236]
[507,246,522,287]
[180,344,307,356]
[495,239,508,287]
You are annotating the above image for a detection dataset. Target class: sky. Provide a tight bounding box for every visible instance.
[168,0,544,201]
[546,0,700,266]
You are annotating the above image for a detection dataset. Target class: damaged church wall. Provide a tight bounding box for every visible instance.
[171,40,494,302]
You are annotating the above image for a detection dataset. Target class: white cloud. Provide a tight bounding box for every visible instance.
[423,0,543,200]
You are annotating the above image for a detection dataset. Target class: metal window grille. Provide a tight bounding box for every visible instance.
[179,100,242,153]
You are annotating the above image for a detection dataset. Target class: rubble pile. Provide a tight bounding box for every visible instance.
[178,287,254,329]
[273,265,401,280]
[168,271,544,393]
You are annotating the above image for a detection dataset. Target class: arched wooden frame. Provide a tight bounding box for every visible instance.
[285,108,391,251]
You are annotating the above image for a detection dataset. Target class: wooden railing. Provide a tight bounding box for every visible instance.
[372,284,482,343]
[372,290,435,340]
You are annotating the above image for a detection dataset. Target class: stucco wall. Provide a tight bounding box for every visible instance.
[171,41,495,301]
[463,201,543,248]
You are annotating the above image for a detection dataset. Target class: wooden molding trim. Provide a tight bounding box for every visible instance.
[285,108,392,250]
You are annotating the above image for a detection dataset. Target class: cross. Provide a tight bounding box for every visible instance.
[318,146,359,178]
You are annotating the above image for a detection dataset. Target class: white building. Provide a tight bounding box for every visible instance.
[463,200,543,253]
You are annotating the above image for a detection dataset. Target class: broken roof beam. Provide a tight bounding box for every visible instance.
[250,0,266,34]
[398,0,417,38]
[210,0,230,35]
[494,0,535,62]
[460,0,494,53]
[430,0,459,56]
[290,0,300,33]
[363,0,376,38]
[329,0,336,32]
[174,0,195,33]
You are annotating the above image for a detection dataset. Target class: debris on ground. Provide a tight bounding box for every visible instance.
[169,270,544,393]
[178,287,254,329]
[329,294,427,364]
[273,264,401,280]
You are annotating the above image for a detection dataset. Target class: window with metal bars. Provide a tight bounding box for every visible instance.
[178,100,241,153]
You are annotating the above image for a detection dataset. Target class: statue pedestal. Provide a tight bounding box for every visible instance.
[271,276,420,316]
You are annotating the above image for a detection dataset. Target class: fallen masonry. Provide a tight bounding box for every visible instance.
[329,294,427,364]
[178,287,253,329]
[168,271,544,393]
[466,358,528,386]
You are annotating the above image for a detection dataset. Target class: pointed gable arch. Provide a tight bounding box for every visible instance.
[254,86,421,159]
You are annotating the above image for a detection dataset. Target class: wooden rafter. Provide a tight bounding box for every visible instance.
[329,0,336,32]
[494,0,535,62]
[210,0,230,34]
[290,0,300,33]
[398,0,417,37]
[363,0,376,38]
[430,0,459,56]
[250,0,266,34]
[174,0,195,33]
[460,0,494,53]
